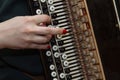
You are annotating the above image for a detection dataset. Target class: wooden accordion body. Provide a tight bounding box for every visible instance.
[28,0,106,80]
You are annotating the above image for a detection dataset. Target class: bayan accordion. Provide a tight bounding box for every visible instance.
[28,0,106,80]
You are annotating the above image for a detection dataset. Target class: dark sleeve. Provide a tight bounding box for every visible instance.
[0,0,44,79]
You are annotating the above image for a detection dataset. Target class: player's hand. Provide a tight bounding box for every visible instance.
[0,15,66,49]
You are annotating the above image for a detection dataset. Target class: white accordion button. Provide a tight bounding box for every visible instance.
[57,35,62,39]
[41,0,46,3]
[60,73,65,79]
[54,52,60,58]
[50,5,55,12]
[46,51,52,56]
[51,71,57,77]
[48,0,54,4]
[36,9,42,15]
[53,45,58,51]
[50,64,55,70]
[62,54,67,60]
[64,61,69,67]
[53,78,58,80]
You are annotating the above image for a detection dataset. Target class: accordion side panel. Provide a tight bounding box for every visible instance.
[86,0,120,80]
[82,0,105,79]
[66,0,105,80]
[27,0,105,80]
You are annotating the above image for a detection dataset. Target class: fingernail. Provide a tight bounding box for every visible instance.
[62,29,67,34]
[40,23,46,26]
[47,45,51,49]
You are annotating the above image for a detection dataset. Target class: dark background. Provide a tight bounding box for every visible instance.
[86,0,120,80]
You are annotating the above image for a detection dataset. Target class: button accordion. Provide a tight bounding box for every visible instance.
[28,0,106,80]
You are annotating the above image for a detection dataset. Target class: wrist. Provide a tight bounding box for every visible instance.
[0,23,6,49]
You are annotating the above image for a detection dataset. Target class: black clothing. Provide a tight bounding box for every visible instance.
[0,0,43,80]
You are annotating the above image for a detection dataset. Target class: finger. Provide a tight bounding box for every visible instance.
[31,15,51,24]
[39,23,46,26]
[33,26,66,35]
[29,43,50,49]
[30,35,52,44]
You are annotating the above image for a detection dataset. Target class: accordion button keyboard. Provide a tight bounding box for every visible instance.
[29,0,105,79]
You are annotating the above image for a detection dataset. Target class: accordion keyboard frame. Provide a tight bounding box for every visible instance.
[28,0,106,80]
